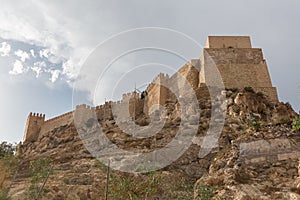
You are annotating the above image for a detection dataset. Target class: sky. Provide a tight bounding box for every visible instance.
[0,0,299,143]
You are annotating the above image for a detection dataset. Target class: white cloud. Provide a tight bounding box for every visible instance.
[49,70,60,83]
[0,1,101,84]
[14,49,30,62]
[31,61,46,78]
[30,49,35,57]
[34,61,47,68]
[62,59,79,80]
[0,42,11,56]
[9,60,26,75]
[39,49,50,58]
[31,66,42,78]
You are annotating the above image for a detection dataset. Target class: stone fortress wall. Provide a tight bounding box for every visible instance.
[23,111,74,143]
[200,36,278,103]
[145,59,201,111]
[40,111,74,136]
[144,73,170,113]
[23,91,146,143]
[23,35,280,143]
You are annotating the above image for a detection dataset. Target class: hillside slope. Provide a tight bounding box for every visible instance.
[6,88,300,200]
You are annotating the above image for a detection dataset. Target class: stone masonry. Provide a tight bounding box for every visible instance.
[200,36,278,102]
[23,36,279,143]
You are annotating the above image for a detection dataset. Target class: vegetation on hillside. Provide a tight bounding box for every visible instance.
[0,142,15,159]
[25,158,52,200]
[0,142,18,200]
[292,116,300,131]
[95,161,194,199]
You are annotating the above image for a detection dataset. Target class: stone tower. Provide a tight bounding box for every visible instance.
[176,59,200,92]
[145,73,170,113]
[23,112,45,143]
[200,36,278,102]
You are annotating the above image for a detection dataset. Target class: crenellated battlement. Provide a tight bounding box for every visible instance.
[145,72,172,114]
[23,112,46,143]
[75,104,95,111]
[23,93,146,143]
[122,91,139,100]
[146,72,170,94]
[44,111,73,123]
[152,73,170,84]
[23,35,279,144]
[112,100,122,105]
[29,112,45,118]
[95,101,114,109]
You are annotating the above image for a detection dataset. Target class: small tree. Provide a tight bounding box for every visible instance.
[0,142,15,159]
[0,142,18,200]
[25,158,51,200]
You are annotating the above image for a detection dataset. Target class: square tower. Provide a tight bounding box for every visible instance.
[23,113,45,143]
[145,73,170,114]
[205,36,252,48]
[200,36,279,103]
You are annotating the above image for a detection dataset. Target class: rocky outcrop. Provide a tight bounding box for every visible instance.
[193,90,300,200]
[8,89,300,199]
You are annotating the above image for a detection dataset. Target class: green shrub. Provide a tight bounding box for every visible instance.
[25,158,51,200]
[292,116,300,131]
[109,171,161,200]
[0,189,11,200]
[169,177,194,200]
[195,184,216,200]
[0,153,18,200]
[0,142,15,159]
[0,154,18,194]
[249,118,261,131]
